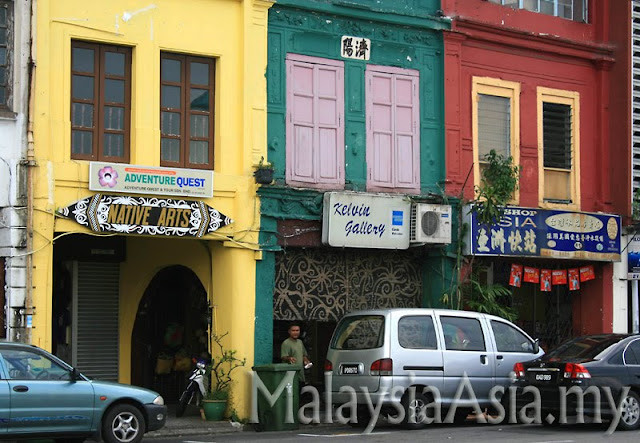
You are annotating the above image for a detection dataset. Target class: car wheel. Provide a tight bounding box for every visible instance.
[402,392,431,430]
[102,403,146,443]
[618,390,640,431]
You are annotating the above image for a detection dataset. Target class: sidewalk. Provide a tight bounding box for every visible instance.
[145,404,336,439]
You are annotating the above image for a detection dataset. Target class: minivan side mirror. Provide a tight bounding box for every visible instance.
[532,338,540,354]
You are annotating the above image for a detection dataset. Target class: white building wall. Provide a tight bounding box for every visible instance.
[0,0,31,341]
[613,234,629,333]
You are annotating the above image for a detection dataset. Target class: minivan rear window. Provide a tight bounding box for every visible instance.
[331,315,385,350]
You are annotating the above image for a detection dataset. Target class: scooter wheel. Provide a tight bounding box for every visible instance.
[176,401,187,418]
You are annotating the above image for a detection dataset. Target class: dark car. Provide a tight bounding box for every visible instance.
[0,341,167,442]
[512,334,640,431]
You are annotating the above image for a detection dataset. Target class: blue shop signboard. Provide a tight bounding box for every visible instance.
[463,206,621,262]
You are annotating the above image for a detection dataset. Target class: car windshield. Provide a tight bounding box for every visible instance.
[331,315,384,350]
[545,335,624,361]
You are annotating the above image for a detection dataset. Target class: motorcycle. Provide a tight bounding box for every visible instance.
[176,359,207,418]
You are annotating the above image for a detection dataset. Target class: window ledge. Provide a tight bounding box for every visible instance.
[0,110,17,121]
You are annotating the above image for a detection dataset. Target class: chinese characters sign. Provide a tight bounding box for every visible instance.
[341,36,370,60]
[464,206,621,262]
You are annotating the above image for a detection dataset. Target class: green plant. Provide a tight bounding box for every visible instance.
[442,149,520,320]
[256,156,273,170]
[207,332,246,398]
[472,149,521,226]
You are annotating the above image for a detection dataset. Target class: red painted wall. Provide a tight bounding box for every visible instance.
[442,0,619,335]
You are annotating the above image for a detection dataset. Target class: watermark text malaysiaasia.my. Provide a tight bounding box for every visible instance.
[250,370,630,435]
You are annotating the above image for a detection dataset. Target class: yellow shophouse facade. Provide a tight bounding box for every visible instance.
[30,0,272,416]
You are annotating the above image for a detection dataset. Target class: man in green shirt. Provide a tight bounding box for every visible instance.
[281,322,311,383]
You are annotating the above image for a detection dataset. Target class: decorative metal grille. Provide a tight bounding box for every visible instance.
[273,248,422,321]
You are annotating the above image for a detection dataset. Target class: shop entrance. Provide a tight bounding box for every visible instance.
[131,265,210,403]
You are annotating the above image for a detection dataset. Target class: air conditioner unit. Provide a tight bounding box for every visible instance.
[410,204,452,244]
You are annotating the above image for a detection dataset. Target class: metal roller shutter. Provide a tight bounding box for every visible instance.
[73,261,120,381]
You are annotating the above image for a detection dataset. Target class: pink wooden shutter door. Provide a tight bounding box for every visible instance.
[316,66,344,185]
[393,74,420,191]
[367,71,394,188]
[286,56,344,187]
[366,67,420,193]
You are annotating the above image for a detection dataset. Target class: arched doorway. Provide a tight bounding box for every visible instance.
[131,266,210,402]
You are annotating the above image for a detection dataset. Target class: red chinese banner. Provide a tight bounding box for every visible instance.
[568,268,580,290]
[540,269,552,292]
[509,264,523,287]
[523,267,540,283]
[552,269,568,285]
[580,265,595,282]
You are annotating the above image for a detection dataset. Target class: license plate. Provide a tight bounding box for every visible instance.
[535,373,552,381]
[341,365,360,375]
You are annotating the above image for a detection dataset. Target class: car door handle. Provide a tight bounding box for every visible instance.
[496,355,504,360]
[13,385,28,392]
[480,354,487,364]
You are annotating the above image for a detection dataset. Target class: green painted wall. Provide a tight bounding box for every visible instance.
[256,0,453,364]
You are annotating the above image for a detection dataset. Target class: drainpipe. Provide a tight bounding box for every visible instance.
[21,0,36,344]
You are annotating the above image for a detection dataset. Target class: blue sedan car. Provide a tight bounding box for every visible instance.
[0,341,166,442]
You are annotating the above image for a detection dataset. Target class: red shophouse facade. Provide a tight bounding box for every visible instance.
[442,0,624,346]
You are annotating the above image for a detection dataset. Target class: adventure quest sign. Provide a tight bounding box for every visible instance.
[58,194,232,237]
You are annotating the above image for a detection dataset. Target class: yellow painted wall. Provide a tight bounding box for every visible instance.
[31,0,272,416]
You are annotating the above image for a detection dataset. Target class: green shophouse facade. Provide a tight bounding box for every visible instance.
[255,0,452,378]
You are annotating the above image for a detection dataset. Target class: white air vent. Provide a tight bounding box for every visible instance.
[410,204,452,244]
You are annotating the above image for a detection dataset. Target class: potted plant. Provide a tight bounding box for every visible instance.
[201,332,246,421]
[253,156,274,185]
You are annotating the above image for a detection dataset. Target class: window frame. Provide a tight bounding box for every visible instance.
[285,53,345,188]
[472,77,521,204]
[398,315,438,350]
[365,64,420,194]
[70,40,132,163]
[537,86,580,210]
[0,0,13,111]
[487,0,588,22]
[160,52,216,170]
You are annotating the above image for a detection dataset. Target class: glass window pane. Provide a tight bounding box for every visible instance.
[0,8,6,25]
[189,141,209,164]
[161,111,181,136]
[104,106,124,130]
[72,47,95,73]
[190,115,209,138]
[72,130,93,155]
[491,321,533,353]
[0,48,6,65]
[398,316,437,349]
[105,79,125,103]
[441,317,486,351]
[162,58,181,83]
[105,52,125,76]
[190,62,209,85]
[190,89,209,111]
[162,85,181,109]
[478,93,510,159]
[104,134,124,157]
[161,138,180,162]
[0,86,5,105]
[0,66,5,84]
[72,103,94,128]
[72,75,94,100]
[0,30,5,46]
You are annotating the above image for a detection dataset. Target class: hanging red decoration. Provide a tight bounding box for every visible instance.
[509,264,523,287]
[568,268,580,290]
[523,266,540,283]
[552,269,568,285]
[540,269,552,292]
[579,265,595,282]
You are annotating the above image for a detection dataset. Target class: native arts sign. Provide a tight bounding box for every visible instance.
[58,194,232,237]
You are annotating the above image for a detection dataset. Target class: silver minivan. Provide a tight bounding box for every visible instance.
[325,308,543,427]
